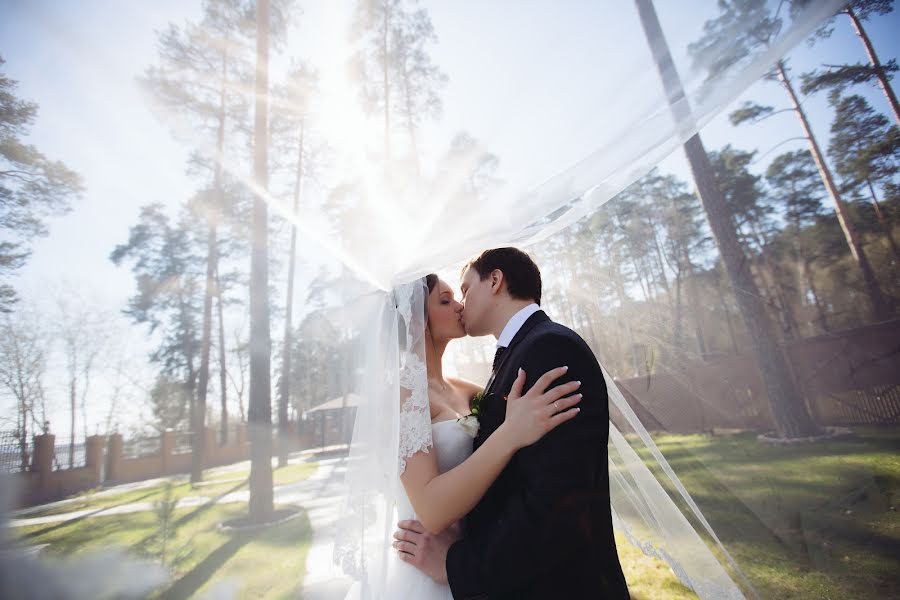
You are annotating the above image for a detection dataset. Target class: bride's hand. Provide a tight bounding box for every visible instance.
[501,366,582,449]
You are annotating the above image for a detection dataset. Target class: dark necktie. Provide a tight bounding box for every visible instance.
[492,346,506,373]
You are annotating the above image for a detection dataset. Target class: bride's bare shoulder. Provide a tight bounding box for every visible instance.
[447,377,483,397]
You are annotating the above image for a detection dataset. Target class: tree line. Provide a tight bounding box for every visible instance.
[531,0,899,439]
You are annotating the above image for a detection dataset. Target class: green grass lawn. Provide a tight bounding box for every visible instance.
[11,429,898,599]
[21,461,317,519]
[12,455,701,599]
[629,426,900,599]
[616,531,699,599]
[16,502,312,599]
[13,461,317,599]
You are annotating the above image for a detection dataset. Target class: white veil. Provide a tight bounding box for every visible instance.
[322,4,846,598]
[7,0,878,598]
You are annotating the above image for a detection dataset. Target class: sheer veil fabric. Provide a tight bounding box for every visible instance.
[7,0,894,597]
[4,0,848,597]
[324,2,847,599]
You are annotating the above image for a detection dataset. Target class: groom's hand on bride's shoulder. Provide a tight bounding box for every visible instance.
[393,519,462,583]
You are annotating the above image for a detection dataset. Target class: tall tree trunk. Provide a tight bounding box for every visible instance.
[845,6,900,125]
[216,263,228,445]
[80,366,91,442]
[714,276,740,355]
[278,120,304,468]
[684,257,708,357]
[630,255,652,303]
[400,57,421,181]
[181,292,197,438]
[636,0,819,437]
[192,50,229,483]
[19,394,29,471]
[775,60,890,321]
[249,0,274,521]
[69,370,76,469]
[193,225,215,483]
[673,266,684,349]
[750,223,799,340]
[649,227,672,301]
[685,137,819,436]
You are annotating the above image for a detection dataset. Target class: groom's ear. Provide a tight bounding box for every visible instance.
[490,269,504,295]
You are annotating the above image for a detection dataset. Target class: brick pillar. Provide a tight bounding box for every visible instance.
[85,435,105,486]
[161,429,174,474]
[31,434,54,472]
[32,434,55,495]
[106,434,123,482]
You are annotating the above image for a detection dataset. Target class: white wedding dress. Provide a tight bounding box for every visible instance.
[344,418,474,600]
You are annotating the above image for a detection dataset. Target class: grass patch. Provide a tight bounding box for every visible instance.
[15,430,898,598]
[627,426,900,599]
[615,532,698,599]
[21,461,317,519]
[13,501,312,598]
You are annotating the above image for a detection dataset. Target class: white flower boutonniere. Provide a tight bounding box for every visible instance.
[457,391,484,438]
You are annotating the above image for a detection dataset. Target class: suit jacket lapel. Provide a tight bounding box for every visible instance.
[485,310,550,396]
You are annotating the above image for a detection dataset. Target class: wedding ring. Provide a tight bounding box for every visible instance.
[553,400,559,412]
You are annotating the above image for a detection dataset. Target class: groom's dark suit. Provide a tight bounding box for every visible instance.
[446,310,629,599]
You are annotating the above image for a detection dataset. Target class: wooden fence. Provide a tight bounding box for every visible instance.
[614,319,900,433]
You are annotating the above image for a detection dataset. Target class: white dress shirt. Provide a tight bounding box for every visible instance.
[496,303,541,349]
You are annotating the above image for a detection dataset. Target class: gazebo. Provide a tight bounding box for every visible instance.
[304,393,361,448]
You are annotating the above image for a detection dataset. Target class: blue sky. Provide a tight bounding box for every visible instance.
[1,0,898,432]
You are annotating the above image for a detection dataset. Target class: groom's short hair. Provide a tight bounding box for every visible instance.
[463,247,541,305]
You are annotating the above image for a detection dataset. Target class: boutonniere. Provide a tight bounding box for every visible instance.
[457,391,484,438]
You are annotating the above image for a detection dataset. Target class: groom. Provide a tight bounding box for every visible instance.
[394,247,630,599]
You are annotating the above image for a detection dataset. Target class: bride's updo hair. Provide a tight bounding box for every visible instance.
[425,274,438,294]
[424,273,438,325]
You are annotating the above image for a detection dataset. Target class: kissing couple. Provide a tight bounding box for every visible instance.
[345,247,630,600]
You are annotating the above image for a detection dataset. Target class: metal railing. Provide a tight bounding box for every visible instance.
[122,435,162,460]
[172,431,194,455]
[52,439,86,470]
[0,430,27,473]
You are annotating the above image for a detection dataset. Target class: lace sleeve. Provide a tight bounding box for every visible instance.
[396,281,432,475]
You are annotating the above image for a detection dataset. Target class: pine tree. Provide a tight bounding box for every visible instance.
[350,0,446,176]
[142,0,254,482]
[829,93,900,264]
[766,150,831,332]
[271,61,318,466]
[696,0,891,321]
[111,204,204,433]
[0,57,83,311]
[637,0,819,437]
[797,0,899,125]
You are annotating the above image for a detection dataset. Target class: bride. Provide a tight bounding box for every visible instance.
[344,274,582,599]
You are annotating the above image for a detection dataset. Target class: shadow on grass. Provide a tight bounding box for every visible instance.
[21,489,160,541]
[160,530,260,600]
[131,479,248,556]
[247,508,312,548]
[638,430,900,598]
